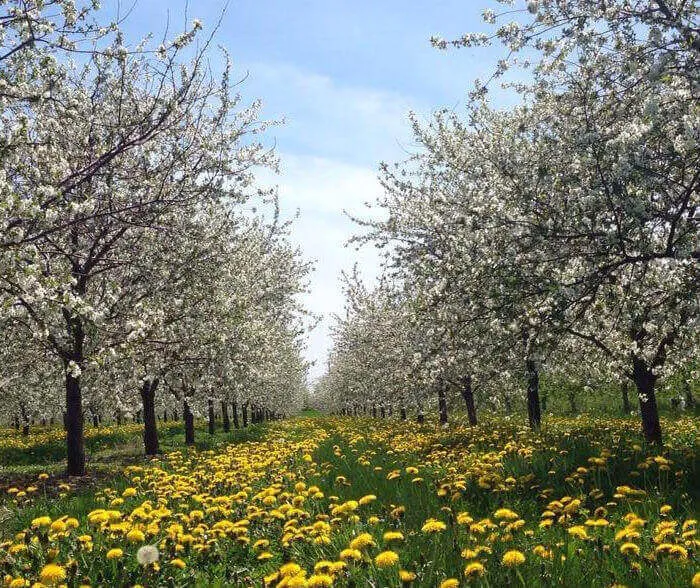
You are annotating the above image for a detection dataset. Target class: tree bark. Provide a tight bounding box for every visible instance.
[526,358,541,430]
[438,381,448,425]
[372,404,377,418]
[65,369,86,476]
[400,407,407,420]
[460,374,477,426]
[184,399,195,445]
[221,400,230,432]
[141,379,160,456]
[19,402,29,436]
[232,400,240,429]
[208,398,215,435]
[621,381,632,414]
[684,380,695,410]
[632,357,662,444]
[242,402,249,427]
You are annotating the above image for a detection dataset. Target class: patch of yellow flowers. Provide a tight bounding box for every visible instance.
[0,415,698,586]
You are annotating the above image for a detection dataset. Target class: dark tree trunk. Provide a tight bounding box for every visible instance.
[632,358,662,444]
[12,415,20,430]
[417,411,425,424]
[232,400,240,429]
[184,399,195,445]
[163,410,168,422]
[208,398,215,435]
[460,374,477,426]
[92,412,99,427]
[438,381,448,425]
[116,412,122,426]
[222,401,230,432]
[621,381,632,414]
[173,408,178,421]
[20,402,29,436]
[380,406,386,418]
[400,407,407,420]
[141,379,160,456]
[242,402,249,427]
[65,370,85,476]
[372,404,377,418]
[526,358,541,430]
[684,380,695,410]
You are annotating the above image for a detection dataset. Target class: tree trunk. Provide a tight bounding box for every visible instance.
[380,406,386,418]
[242,402,249,427]
[141,379,160,456]
[400,407,407,420]
[232,400,240,429]
[526,358,541,430]
[684,380,695,410]
[20,402,29,436]
[632,357,662,444]
[221,401,230,432]
[163,409,168,422]
[184,399,195,445]
[208,398,215,435]
[621,381,631,414]
[437,381,448,425]
[460,374,477,426]
[65,369,86,476]
[372,404,377,418]
[92,412,99,427]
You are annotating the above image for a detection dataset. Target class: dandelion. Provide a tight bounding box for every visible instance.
[421,518,447,533]
[383,531,404,543]
[170,558,187,569]
[106,548,123,560]
[126,529,145,543]
[307,574,333,587]
[136,545,159,566]
[620,543,640,556]
[399,569,416,582]
[439,580,459,588]
[375,551,399,568]
[464,561,485,577]
[502,550,526,567]
[39,564,67,586]
[349,532,375,550]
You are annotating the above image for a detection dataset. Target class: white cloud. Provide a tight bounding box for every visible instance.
[248,63,423,383]
[259,153,386,382]
[245,61,421,166]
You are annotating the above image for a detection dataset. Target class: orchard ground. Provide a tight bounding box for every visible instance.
[1,413,698,588]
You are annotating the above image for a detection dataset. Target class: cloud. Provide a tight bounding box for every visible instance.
[246,63,424,382]
[259,153,387,382]
[243,62,421,167]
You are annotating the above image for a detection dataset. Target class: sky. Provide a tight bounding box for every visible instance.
[118,0,506,382]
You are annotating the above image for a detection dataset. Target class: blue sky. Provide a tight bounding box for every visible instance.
[118,1,507,381]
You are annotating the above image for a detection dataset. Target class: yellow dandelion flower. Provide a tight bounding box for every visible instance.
[106,548,123,560]
[502,550,526,567]
[38,564,66,586]
[375,551,399,568]
[421,518,447,533]
[464,561,485,577]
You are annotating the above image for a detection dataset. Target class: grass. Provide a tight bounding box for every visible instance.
[0,414,698,587]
